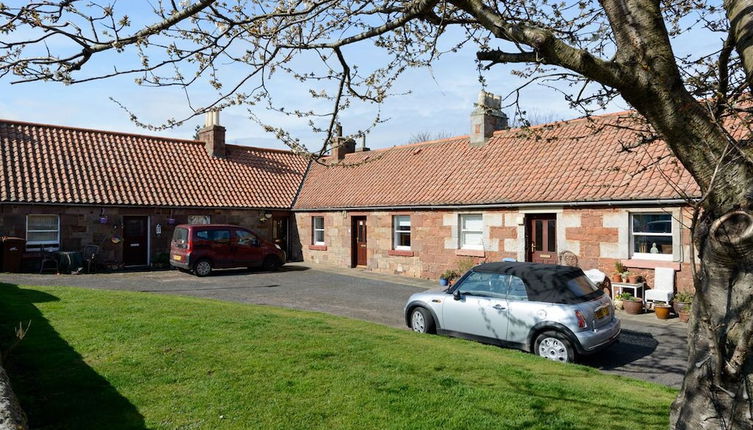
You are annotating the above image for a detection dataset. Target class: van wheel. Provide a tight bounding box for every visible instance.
[534,331,575,363]
[262,255,281,271]
[194,259,212,277]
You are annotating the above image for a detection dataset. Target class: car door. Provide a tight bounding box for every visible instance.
[208,228,232,268]
[442,272,511,342]
[504,275,542,344]
[234,229,263,267]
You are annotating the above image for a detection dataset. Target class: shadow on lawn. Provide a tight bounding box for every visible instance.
[0,283,146,430]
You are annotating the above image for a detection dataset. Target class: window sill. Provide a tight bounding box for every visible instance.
[388,250,414,257]
[455,249,485,257]
[308,245,328,251]
[622,259,680,271]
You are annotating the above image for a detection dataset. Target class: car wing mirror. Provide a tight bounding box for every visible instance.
[251,238,260,247]
[453,289,462,301]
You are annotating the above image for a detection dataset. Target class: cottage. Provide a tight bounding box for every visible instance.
[293,92,700,291]
[1,93,700,291]
[0,113,308,269]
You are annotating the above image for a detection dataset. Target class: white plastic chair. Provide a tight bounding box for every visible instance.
[644,267,675,306]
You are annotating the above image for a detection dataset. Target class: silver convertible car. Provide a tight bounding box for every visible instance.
[404,262,620,362]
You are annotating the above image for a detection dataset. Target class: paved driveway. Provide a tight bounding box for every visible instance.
[0,263,688,388]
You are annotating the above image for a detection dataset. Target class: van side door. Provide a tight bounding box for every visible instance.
[234,229,264,267]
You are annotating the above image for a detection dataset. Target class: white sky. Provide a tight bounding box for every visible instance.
[0,4,723,152]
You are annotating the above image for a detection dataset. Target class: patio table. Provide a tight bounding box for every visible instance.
[611,282,645,301]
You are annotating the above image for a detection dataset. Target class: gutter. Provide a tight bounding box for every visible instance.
[292,199,693,212]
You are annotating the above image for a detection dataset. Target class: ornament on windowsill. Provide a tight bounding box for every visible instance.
[650,242,659,254]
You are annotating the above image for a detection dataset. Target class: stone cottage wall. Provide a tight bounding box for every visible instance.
[0,204,301,268]
[295,205,694,292]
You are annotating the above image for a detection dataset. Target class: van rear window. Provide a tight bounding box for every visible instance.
[172,227,188,248]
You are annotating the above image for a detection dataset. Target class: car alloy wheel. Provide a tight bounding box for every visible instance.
[195,260,212,277]
[538,337,569,362]
[411,309,427,333]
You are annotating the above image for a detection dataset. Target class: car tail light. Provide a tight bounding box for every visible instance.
[575,310,587,329]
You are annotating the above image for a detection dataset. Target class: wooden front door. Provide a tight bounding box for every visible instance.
[123,216,149,266]
[352,216,367,267]
[526,214,557,264]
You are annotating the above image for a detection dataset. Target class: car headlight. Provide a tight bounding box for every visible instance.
[274,244,281,250]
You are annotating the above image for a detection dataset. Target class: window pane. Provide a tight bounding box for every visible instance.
[634,235,672,255]
[395,215,410,229]
[27,231,58,242]
[28,215,57,231]
[462,214,483,231]
[508,276,528,301]
[633,214,671,234]
[209,230,230,242]
[462,231,482,248]
[188,215,211,225]
[313,217,324,230]
[458,272,506,298]
[547,220,556,252]
[397,232,411,247]
[534,220,543,251]
[314,230,324,243]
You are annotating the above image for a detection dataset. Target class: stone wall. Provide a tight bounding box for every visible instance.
[295,205,695,292]
[0,204,301,268]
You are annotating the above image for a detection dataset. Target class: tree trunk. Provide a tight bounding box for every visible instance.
[670,210,753,429]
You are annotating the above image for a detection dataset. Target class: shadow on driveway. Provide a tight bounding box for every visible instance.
[0,283,146,430]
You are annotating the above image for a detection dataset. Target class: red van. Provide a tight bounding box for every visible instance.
[169,224,286,276]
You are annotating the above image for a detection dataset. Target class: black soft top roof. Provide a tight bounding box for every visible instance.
[472,262,600,304]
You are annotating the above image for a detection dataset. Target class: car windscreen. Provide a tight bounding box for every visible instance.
[172,227,188,248]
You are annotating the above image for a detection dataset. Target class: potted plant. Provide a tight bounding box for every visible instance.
[621,270,630,283]
[628,273,643,284]
[612,261,625,283]
[654,301,672,320]
[614,292,632,310]
[678,303,692,323]
[673,291,694,315]
[439,269,459,287]
[621,293,644,314]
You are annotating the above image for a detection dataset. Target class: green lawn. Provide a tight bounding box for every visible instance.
[0,283,676,429]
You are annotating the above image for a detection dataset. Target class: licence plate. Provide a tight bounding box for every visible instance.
[595,306,609,319]
[173,255,182,261]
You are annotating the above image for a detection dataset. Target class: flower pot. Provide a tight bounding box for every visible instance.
[628,275,640,284]
[611,273,623,283]
[613,299,623,310]
[622,299,643,315]
[673,301,690,316]
[439,278,448,287]
[655,306,671,320]
[679,310,690,323]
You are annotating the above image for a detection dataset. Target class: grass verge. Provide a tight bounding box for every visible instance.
[0,283,676,429]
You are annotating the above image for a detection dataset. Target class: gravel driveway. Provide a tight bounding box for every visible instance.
[0,263,688,388]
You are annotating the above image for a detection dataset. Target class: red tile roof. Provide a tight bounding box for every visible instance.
[0,120,309,208]
[294,112,700,209]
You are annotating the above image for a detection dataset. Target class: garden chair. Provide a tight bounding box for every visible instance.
[644,267,675,308]
[39,249,59,274]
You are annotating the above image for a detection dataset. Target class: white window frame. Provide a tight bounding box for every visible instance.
[393,215,411,251]
[26,214,60,251]
[312,216,325,245]
[630,213,673,261]
[459,214,484,250]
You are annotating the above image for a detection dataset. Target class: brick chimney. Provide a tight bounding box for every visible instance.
[470,91,508,147]
[197,110,226,158]
[331,123,356,160]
